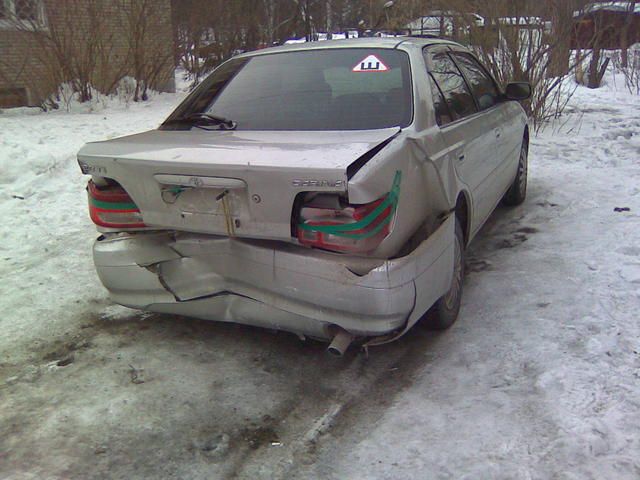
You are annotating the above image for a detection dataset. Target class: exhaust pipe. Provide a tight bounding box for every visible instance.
[327,328,354,357]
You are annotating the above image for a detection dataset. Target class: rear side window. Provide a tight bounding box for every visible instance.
[451,52,500,110]
[428,75,454,126]
[164,48,412,131]
[428,52,477,121]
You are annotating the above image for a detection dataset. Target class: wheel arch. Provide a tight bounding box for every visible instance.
[454,191,471,248]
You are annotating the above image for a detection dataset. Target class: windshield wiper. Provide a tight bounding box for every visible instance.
[163,112,237,130]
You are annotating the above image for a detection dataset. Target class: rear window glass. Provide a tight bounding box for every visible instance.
[164,48,413,131]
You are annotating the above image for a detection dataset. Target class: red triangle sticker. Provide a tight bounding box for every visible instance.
[352,55,389,72]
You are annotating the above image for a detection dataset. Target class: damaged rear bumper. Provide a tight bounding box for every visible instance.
[93,216,454,340]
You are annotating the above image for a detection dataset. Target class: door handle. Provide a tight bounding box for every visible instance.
[495,128,503,138]
[458,154,465,162]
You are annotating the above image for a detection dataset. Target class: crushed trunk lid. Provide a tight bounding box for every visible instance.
[78,128,399,240]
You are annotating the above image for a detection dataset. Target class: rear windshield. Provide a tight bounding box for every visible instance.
[163,48,413,131]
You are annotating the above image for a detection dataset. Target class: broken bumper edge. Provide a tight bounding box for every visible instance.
[92,216,453,341]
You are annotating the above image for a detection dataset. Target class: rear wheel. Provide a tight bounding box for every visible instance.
[423,218,465,330]
[503,138,528,206]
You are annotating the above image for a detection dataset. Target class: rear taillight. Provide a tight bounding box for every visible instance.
[296,171,401,254]
[87,180,146,229]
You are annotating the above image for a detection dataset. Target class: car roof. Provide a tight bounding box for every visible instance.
[235,36,464,59]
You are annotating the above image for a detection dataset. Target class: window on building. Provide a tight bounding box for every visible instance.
[15,0,38,21]
[0,0,46,28]
[0,87,29,108]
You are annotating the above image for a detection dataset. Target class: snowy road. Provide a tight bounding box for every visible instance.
[1,79,639,479]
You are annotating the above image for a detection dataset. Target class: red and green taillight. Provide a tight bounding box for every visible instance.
[296,171,401,254]
[87,180,146,229]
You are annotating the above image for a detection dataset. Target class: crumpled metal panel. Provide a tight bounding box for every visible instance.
[93,232,181,267]
[93,213,453,338]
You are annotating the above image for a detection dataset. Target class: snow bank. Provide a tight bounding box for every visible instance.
[0,90,185,362]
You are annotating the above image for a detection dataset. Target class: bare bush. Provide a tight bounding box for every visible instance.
[400,0,587,131]
[119,0,175,101]
[611,47,640,94]
[14,0,123,104]
[620,0,638,67]
[3,0,174,108]
[171,0,413,87]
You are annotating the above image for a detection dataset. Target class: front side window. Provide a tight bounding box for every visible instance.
[427,51,477,121]
[163,48,413,131]
[451,52,500,110]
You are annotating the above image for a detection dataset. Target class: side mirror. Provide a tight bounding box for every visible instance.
[505,82,532,101]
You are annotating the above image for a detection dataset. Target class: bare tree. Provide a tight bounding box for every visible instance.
[168,0,601,129]
[120,0,175,101]
[406,0,583,130]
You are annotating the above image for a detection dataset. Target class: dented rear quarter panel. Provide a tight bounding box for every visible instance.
[354,43,467,258]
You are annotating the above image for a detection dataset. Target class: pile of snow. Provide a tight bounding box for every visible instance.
[0,88,185,361]
[0,85,182,186]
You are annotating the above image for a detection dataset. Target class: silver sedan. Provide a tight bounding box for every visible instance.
[78,37,530,355]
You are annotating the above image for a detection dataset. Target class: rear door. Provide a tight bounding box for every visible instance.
[448,50,515,202]
[423,46,500,232]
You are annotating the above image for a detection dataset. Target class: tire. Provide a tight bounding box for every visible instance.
[502,138,528,206]
[423,218,465,330]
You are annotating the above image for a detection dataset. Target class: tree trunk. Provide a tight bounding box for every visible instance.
[548,0,572,77]
[263,0,276,44]
[620,1,637,68]
[587,12,605,89]
[305,0,312,41]
[588,47,601,88]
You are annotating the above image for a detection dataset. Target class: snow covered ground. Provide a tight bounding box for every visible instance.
[0,91,186,368]
[292,78,640,479]
[1,71,639,479]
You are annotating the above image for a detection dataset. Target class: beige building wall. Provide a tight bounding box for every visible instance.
[0,0,175,108]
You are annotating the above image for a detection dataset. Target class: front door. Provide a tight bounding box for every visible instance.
[424,47,502,232]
